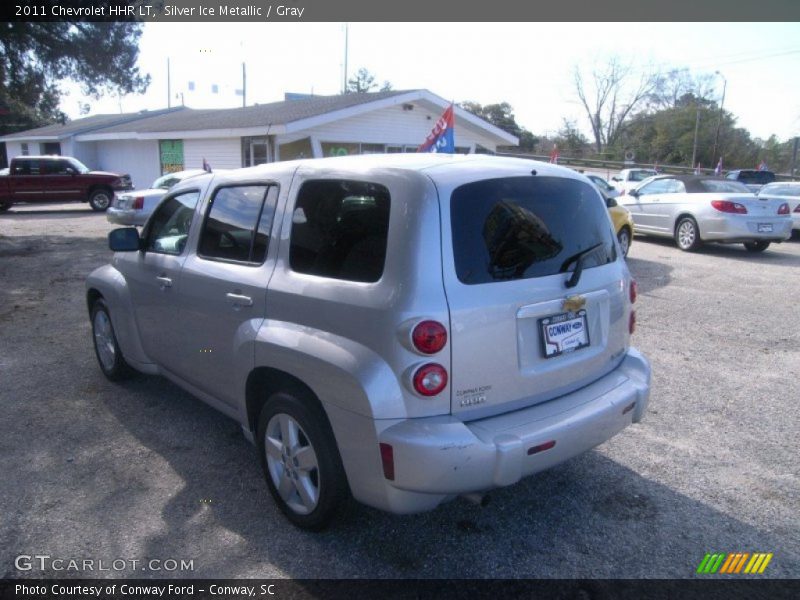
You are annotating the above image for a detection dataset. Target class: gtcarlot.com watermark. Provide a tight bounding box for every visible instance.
[15,554,194,573]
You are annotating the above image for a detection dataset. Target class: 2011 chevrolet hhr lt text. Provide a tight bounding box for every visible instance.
[86,154,651,529]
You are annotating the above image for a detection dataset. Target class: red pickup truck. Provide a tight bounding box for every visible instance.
[0,155,133,212]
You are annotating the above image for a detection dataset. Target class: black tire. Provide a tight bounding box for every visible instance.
[90,299,134,381]
[675,216,702,252]
[0,201,11,212]
[257,391,347,530]
[89,188,113,212]
[617,226,632,258]
[743,241,771,252]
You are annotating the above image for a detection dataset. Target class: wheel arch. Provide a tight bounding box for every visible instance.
[673,212,700,237]
[245,367,324,437]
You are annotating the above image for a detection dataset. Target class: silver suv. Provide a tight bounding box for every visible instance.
[87,154,651,529]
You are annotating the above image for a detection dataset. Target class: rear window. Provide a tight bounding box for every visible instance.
[760,184,799,197]
[289,179,390,283]
[698,179,751,193]
[451,176,616,285]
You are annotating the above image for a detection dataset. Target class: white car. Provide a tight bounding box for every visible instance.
[757,181,800,232]
[611,169,658,196]
[107,169,208,226]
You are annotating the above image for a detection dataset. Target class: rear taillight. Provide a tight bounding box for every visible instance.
[794,204,800,213]
[379,443,394,480]
[412,363,448,396]
[411,320,447,354]
[711,200,747,214]
[629,310,637,334]
[777,203,790,215]
[630,279,638,304]
[132,196,145,210]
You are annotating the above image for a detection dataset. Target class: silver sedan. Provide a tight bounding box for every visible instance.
[107,169,208,226]
[758,181,800,233]
[620,175,793,252]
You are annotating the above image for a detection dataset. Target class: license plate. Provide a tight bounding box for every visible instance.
[540,310,590,358]
[758,223,773,233]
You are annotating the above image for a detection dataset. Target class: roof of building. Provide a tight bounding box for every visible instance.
[1,90,518,146]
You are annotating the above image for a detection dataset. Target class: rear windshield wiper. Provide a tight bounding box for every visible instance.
[560,242,604,289]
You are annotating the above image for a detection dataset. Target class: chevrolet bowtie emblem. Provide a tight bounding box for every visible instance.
[563,295,586,312]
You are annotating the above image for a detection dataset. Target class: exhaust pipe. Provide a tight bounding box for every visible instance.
[462,493,491,507]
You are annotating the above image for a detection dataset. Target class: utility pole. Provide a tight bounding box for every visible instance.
[343,24,349,94]
[167,57,172,108]
[711,71,727,164]
[242,62,247,108]
[791,136,799,179]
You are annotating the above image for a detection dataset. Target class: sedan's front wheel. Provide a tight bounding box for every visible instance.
[257,392,347,530]
[743,241,771,252]
[675,217,702,252]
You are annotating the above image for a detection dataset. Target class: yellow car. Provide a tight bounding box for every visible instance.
[585,173,634,257]
[606,196,634,257]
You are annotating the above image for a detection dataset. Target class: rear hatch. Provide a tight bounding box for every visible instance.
[439,172,630,419]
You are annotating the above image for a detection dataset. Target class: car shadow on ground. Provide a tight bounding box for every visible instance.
[632,235,800,267]
[90,372,798,579]
[625,253,673,295]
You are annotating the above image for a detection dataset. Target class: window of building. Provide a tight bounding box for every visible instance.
[278,138,313,161]
[289,180,391,283]
[20,143,29,156]
[42,142,61,155]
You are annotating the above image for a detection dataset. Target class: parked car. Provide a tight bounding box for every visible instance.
[87,154,650,529]
[586,174,621,199]
[757,182,800,233]
[584,173,635,257]
[726,169,776,193]
[0,155,132,212]
[610,168,658,195]
[108,169,208,226]
[621,175,792,252]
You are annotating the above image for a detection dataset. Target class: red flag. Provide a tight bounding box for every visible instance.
[202,157,212,173]
[418,104,455,153]
[714,158,723,176]
[549,144,559,164]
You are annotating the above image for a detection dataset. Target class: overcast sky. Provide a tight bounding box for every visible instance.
[62,22,800,142]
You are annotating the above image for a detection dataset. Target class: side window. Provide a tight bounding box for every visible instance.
[13,159,38,175]
[144,190,201,255]
[289,179,391,283]
[666,179,686,194]
[638,179,672,195]
[198,185,278,264]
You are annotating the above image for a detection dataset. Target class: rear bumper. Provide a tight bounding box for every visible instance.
[106,206,146,226]
[377,347,650,507]
[700,216,792,242]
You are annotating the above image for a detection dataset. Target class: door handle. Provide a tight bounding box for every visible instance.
[226,292,253,307]
[156,275,173,288]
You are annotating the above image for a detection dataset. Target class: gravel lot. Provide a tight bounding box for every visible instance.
[1,203,798,579]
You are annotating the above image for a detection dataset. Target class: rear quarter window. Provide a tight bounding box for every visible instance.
[451,176,616,285]
[289,179,390,283]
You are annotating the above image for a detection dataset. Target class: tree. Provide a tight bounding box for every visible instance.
[346,68,392,94]
[0,23,150,134]
[459,101,538,151]
[555,119,590,157]
[574,57,660,154]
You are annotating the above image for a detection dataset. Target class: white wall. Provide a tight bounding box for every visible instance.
[277,104,502,156]
[5,141,28,161]
[183,138,242,171]
[71,141,98,169]
[96,139,160,190]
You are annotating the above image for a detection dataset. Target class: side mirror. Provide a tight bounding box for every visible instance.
[109,227,141,252]
[65,167,77,175]
[611,176,621,182]
[628,189,640,198]
[605,197,618,208]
